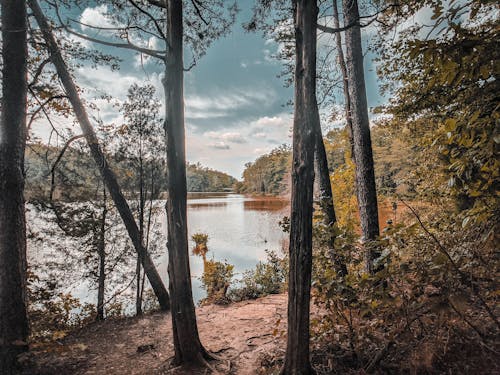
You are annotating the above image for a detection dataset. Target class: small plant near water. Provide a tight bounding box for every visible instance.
[200,259,234,305]
[191,232,209,263]
[194,231,287,305]
[229,250,287,302]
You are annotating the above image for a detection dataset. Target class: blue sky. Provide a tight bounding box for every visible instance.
[34,1,388,179]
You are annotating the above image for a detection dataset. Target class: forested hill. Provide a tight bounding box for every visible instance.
[237,125,415,197]
[186,162,237,192]
[25,143,236,201]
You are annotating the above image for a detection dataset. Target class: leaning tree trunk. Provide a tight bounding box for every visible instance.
[29,0,170,310]
[0,0,30,372]
[342,0,380,273]
[164,0,211,367]
[332,0,354,159]
[281,0,318,373]
[314,129,348,277]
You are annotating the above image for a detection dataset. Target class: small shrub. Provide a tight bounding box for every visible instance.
[230,250,287,302]
[200,259,234,305]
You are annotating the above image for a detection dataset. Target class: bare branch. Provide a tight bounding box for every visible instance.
[27,94,67,132]
[51,2,166,59]
[190,0,209,26]
[184,59,196,72]
[49,134,85,201]
[67,17,163,40]
[147,0,166,9]
[29,57,51,87]
[317,3,399,34]
[28,86,64,139]
[62,24,166,59]
[128,0,167,40]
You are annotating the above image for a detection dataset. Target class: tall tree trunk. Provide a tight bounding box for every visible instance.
[342,0,380,273]
[0,1,30,372]
[97,185,107,321]
[332,0,354,159]
[282,0,318,373]
[314,130,348,277]
[164,0,211,367]
[29,0,170,310]
[136,153,144,315]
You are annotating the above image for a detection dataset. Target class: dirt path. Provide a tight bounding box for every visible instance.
[23,294,289,374]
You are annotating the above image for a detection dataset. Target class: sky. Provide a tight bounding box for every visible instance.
[32,1,391,179]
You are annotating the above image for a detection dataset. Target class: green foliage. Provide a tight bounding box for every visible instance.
[27,271,95,341]
[238,144,291,195]
[187,162,236,192]
[311,203,499,373]
[200,259,234,305]
[377,0,500,221]
[229,250,287,302]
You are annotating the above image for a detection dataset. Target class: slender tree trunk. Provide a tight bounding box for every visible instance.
[282,0,318,373]
[342,0,380,273]
[164,0,211,367]
[314,130,348,277]
[135,258,142,315]
[29,0,170,310]
[0,1,30,372]
[97,185,107,321]
[332,0,354,159]
[136,153,144,315]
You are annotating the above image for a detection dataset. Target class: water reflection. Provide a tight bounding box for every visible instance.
[157,193,289,302]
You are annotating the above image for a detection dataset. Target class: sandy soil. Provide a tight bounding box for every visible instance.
[22,294,289,374]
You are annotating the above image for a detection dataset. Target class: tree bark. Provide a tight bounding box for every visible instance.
[164,0,211,367]
[314,130,348,277]
[342,0,380,273]
[136,152,145,316]
[29,0,170,310]
[97,186,107,321]
[282,0,318,373]
[0,1,30,372]
[332,0,354,159]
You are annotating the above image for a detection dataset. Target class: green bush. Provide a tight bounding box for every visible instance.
[200,259,234,305]
[229,250,287,302]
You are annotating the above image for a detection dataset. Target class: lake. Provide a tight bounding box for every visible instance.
[27,193,289,308]
[157,193,290,302]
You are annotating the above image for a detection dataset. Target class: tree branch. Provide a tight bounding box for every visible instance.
[128,0,167,40]
[27,94,67,132]
[29,57,51,87]
[317,3,399,34]
[48,134,85,201]
[190,0,209,25]
[51,2,166,59]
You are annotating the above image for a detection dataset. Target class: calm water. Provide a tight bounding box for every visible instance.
[157,193,289,302]
[28,193,289,309]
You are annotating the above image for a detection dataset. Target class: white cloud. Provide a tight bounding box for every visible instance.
[205,131,247,144]
[253,115,290,128]
[184,87,277,121]
[208,141,231,150]
[253,132,266,138]
[80,5,117,31]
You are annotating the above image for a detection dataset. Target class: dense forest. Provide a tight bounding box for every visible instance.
[25,145,236,201]
[1,0,498,374]
[237,126,415,197]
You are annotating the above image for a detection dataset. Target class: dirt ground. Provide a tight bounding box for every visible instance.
[21,294,289,374]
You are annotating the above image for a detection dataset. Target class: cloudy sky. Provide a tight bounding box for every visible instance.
[33,1,391,179]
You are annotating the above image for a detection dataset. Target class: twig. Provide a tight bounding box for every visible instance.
[398,197,500,329]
